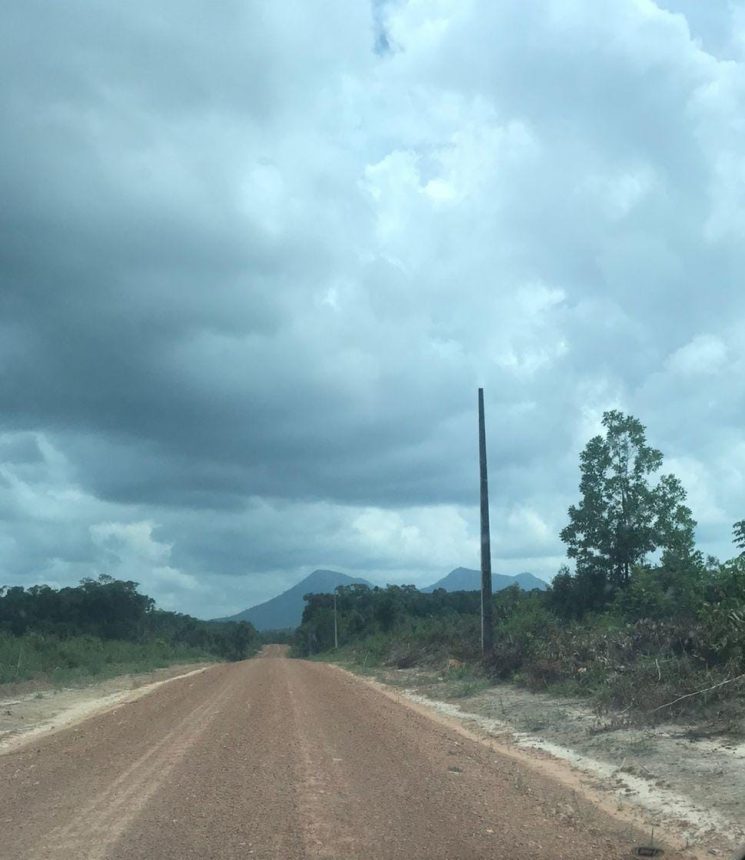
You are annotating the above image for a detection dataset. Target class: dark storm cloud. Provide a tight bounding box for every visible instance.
[2,1,745,616]
[0,0,395,508]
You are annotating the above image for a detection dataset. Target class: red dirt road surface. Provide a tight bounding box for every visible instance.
[1,650,688,859]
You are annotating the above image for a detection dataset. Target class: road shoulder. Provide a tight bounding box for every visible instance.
[0,662,214,754]
[330,662,743,860]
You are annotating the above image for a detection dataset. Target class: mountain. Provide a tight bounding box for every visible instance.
[421,567,548,593]
[218,567,548,630]
[511,571,550,591]
[217,569,371,631]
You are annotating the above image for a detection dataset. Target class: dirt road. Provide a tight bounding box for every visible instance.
[0,651,687,859]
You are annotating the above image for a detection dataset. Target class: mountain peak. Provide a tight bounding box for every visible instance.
[422,568,547,593]
[216,569,371,630]
[302,569,354,588]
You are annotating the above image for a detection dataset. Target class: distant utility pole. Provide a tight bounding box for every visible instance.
[333,591,338,650]
[478,388,494,657]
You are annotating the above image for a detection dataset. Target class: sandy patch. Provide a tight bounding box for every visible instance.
[0,663,213,754]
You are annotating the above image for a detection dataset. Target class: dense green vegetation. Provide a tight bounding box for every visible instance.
[295,412,745,723]
[0,575,260,685]
[295,585,483,663]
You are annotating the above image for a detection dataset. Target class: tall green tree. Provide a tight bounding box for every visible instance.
[734,520,745,555]
[560,410,696,593]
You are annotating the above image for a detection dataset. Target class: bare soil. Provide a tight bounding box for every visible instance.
[0,652,694,859]
[0,662,213,753]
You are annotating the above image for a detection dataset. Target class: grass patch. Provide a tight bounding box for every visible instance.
[439,664,491,698]
[0,633,211,687]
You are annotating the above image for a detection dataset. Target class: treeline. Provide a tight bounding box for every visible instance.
[0,575,260,684]
[295,412,745,721]
[295,584,481,659]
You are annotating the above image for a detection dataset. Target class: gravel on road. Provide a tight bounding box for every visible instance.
[0,649,690,859]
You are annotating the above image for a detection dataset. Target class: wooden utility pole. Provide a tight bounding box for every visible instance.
[333,591,338,650]
[478,388,494,657]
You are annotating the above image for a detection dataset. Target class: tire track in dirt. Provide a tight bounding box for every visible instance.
[284,660,371,858]
[26,676,235,860]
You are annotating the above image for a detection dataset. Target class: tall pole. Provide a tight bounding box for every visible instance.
[333,591,338,650]
[478,388,494,657]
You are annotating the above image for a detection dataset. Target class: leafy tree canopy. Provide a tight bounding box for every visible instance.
[734,520,745,555]
[560,410,697,595]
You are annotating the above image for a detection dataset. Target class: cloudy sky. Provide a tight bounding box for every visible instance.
[2,1,744,618]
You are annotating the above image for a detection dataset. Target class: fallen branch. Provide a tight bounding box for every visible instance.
[648,672,745,713]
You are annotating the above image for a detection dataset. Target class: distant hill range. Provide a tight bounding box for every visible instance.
[217,567,548,631]
[421,567,548,593]
[217,569,370,631]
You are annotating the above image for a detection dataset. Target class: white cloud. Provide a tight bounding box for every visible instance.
[666,334,727,375]
[90,521,172,566]
[349,505,476,573]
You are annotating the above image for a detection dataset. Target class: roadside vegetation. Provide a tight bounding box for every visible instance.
[0,575,260,685]
[294,411,745,727]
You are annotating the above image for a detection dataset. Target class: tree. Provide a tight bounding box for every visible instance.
[734,520,745,555]
[560,410,696,596]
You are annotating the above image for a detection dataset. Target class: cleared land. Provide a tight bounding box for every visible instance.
[0,649,699,859]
